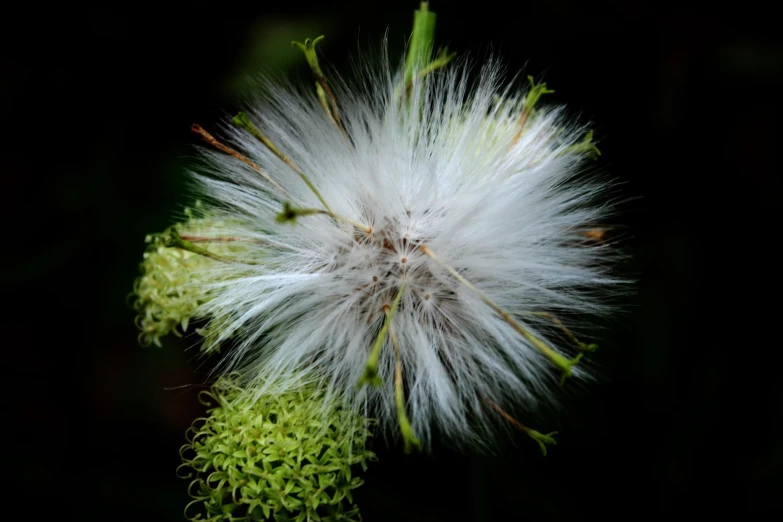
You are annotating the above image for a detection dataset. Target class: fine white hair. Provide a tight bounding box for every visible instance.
[185,48,622,451]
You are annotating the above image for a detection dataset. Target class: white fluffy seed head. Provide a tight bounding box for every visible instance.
[185,50,622,451]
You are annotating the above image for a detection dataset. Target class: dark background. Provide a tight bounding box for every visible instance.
[3,1,780,519]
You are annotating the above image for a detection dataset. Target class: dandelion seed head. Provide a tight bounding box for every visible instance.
[172,51,621,451]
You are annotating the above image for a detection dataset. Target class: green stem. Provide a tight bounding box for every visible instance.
[522,311,599,353]
[292,36,347,134]
[395,47,456,101]
[276,202,372,233]
[419,245,582,383]
[404,2,437,86]
[233,112,332,213]
[164,229,255,265]
[357,284,407,388]
[388,318,422,453]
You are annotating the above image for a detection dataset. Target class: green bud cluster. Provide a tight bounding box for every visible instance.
[131,205,245,350]
[178,377,376,521]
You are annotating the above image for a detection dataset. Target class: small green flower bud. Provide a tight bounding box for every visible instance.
[131,206,250,350]
[178,376,376,521]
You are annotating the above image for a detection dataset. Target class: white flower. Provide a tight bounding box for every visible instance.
[183,51,621,451]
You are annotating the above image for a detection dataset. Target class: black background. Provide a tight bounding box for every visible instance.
[3,1,781,519]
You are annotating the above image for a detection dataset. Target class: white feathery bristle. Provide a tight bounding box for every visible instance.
[186,51,621,451]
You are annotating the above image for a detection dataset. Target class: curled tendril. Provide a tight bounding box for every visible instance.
[198,390,217,408]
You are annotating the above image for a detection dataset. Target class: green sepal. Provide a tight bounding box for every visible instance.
[563,130,602,159]
[526,429,558,456]
[556,352,584,385]
[579,341,599,353]
[291,36,326,78]
[276,202,325,225]
[232,111,268,147]
[524,75,555,113]
[276,202,299,224]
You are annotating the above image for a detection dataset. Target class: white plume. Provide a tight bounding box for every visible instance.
[184,51,622,451]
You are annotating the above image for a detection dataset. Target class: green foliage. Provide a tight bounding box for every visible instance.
[178,377,376,521]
